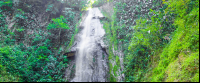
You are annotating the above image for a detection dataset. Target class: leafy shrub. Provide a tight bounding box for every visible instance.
[0,0,13,7]
[125,0,199,82]
[47,15,69,30]
[101,0,199,82]
[0,43,68,82]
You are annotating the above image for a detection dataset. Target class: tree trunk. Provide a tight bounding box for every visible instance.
[59,28,61,45]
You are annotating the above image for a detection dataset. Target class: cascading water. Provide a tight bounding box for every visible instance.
[71,8,109,82]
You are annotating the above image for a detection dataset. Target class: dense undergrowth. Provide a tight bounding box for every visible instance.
[0,0,88,82]
[98,0,199,82]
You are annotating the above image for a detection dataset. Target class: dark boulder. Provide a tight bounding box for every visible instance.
[64,51,76,58]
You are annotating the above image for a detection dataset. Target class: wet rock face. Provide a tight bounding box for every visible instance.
[91,45,109,82]
[64,59,76,81]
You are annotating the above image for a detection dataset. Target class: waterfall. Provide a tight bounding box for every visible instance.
[71,8,108,82]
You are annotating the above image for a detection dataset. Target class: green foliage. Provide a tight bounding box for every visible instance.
[0,43,68,82]
[0,0,13,7]
[101,0,164,81]
[0,67,21,82]
[101,6,123,81]
[101,20,116,82]
[62,0,89,11]
[45,3,60,15]
[63,8,75,22]
[165,51,199,82]
[16,26,25,32]
[125,0,199,82]
[101,0,199,82]
[150,0,199,81]
[92,0,109,7]
[46,4,55,12]
[65,14,82,52]
[47,15,69,30]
